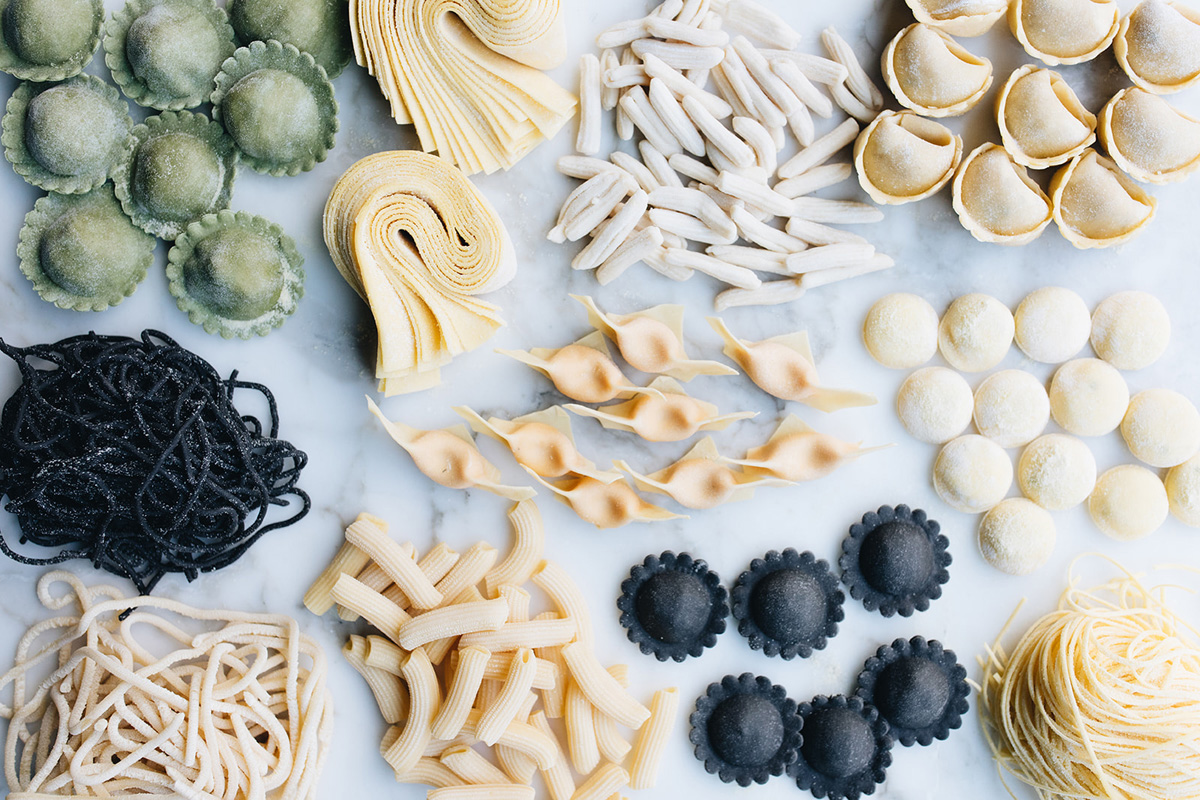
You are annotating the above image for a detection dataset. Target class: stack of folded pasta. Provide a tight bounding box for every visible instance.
[304,501,679,799]
[324,151,518,395]
[349,0,578,174]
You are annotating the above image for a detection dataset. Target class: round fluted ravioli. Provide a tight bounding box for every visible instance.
[2,76,132,194]
[882,23,993,117]
[617,551,728,662]
[854,111,962,204]
[689,673,802,787]
[952,143,1053,245]
[1100,87,1200,184]
[167,210,305,338]
[227,0,352,78]
[731,549,844,660]
[1009,0,1120,65]
[905,0,1008,36]
[0,0,101,81]
[1115,0,1200,93]
[855,637,969,746]
[997,66,1096,169]
[1050,149,1156,249]
[840,504,951,618]
[212,39,338,176]
[17,185,155,311]
[114,110,238,240]
[104,0,235,111]
[789,694,893,800]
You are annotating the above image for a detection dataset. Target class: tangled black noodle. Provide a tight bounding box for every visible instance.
[0,330,310,594]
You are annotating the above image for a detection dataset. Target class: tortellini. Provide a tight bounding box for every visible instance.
[905,0,1008,36]
[709,318,876,411]
[882,23,993,117]
[853,110,963,204]
[1009,0,1120,65]
[723,416,889,483]
[1115,0,1200,93]
[368,398,535,500]
[615,438,790,510]
[565,376,755,443]
[0,0,102,81]
[952,143,1054,245]
[572,295,736,381]
[996,66,1097,169]
[1049,149,1157,248]
[455,405,620,483]
[1100,87,1200,183]
[500,332,659,404]
[524,471,682,529]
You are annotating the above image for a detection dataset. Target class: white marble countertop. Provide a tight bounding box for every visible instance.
[2,1,1200,798]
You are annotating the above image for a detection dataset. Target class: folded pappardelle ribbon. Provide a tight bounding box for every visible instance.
[324,150,517,394]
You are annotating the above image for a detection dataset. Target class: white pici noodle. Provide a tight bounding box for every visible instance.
[550,0,891,307]
[0,571,333,800]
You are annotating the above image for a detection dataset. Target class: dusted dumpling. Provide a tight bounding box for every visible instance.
[1050,149,1156,248]
[882,24,993,117]
[17,185,155,311]
[854,111,962,205]
[1,76,133,194]
[0,0,102,81]
[1115,0,1200,93]
[952,143,1053,245]
[227,0,352,78]
[114,110,239,240]
[212,39,338,176]
[997,66,1097,169]
[1099,87,1200,184]
[104,0,236,110]
[167,210,305,338]
[1009,0,1120,65]
[905,0,1008,36]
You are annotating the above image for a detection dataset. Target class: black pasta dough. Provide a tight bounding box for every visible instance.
[0,329,309,594]
[839,504,950,617]
[617,551,727,661]
[855,636,970,747]
[689,673,803,786]
[790,694,893,800]
[731,548,844,659]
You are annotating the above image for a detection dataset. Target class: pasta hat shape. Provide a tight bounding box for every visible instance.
[367,397,535,500]
[1009,0,1120,65]
[572,294,737,380]
[324,151,517,396]
[455,405,621,483]
[709,318,876,411]
[566,376,755,443]
[499,331,662,404]
[853,110,963,205]
[1050,149,1157,248]
[349,0,577,174]
[905,0,1009,36]
[952,143,1054,245]
[615,438,791,510]
[1115,0,1200,93]
[996,66,1097,169]
[882,24,993,117]
[1100,87,1200,184]
[723,416,890,483]
[523,469,683,528]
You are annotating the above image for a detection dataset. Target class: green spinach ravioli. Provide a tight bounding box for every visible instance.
[228,0,353,78]
[104,0,236,110]
[212,39,338,176]
[18,185,156,311]
[115,110,239,240]
[2,75,133,194]
[167,210,305,338]
[0,0,102,82]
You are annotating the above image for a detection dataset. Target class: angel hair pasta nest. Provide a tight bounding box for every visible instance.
[0,329,309,594]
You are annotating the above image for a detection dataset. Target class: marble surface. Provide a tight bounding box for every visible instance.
[2,1,1200,798]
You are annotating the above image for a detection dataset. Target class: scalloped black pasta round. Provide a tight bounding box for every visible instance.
[839,505,950,617]
[690,673,803,786]
[790,694,892,800]
[731,548,844,660]
[617,551,728,662]
[854,636,970,747]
